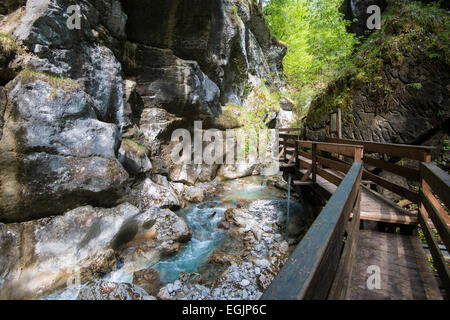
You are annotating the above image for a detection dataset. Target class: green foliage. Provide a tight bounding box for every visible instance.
[264,0,357,108]
[303,0,449,121]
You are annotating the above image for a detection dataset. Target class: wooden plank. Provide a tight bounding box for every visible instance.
[261,162,362,300]
[279,133,299,140]
[317,167,342,186]
[297,140,313,149]
[315,142,363,158]
[418,208,450,297]
[293,181,315,186]
[328,190,361,300]
[359,184,418,225]
[299,151,312,160]
[312,143,317,182]
[327,138,433,162]
[317,154,419,203]
[300,166,312,182]
[317,155,350,175]
[421,162,450,208]
[348,230,443,300]
[279,128,301,132]
[363,156,421,181]
[420,189,450,251]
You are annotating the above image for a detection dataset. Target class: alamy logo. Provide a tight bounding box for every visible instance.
[366,5,382,30]
[66,5,82,30]
[170,121,279,176]
[366,265,381,290]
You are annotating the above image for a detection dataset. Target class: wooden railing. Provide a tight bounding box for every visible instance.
[279,134,363,187]
[418,162,450,296]
[273,131,450,299]
[327,137,433,204]
[262,161,363,299]
[266,134,365,299]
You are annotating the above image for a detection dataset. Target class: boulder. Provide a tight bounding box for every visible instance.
[0,77,128,222]
[0,202,191,299]
[118,138,152,175]
[132,268,161,296]
[125,177,181,211]
[132,45,221,119]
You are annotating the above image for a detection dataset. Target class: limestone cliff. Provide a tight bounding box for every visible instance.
[0,0,286,222]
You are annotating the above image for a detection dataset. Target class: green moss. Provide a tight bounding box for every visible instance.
[17,70,80,95]
[0,32,23,57]
[121,138,148,156]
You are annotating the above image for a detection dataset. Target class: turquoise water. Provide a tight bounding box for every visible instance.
[43,176,288,298]
[152,176,286,282]
[152,201,228,282]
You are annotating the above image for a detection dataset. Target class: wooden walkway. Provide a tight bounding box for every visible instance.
[294,163,442,299]
[262,132,449,300]
[349,230,442,300]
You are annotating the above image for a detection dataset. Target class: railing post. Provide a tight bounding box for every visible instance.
[312,142,317,182]
[354,146,363,162]
[294,139,299,170]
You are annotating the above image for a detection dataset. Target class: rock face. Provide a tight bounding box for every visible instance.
[122,0,285,105]
[0,0,285,221]
[0,202,191,299]
[303,1,449,145]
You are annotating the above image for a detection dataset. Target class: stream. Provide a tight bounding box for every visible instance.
[44,175,292,299]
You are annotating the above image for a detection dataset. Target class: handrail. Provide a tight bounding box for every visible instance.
[275,130,449,299]
[418,162,450,297]
[322,137,435,204]
[279,138,363,185]
[262,161,363,299]
[326,137,433,162]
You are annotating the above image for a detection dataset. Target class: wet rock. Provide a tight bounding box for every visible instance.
[156,286,171,300]
[133,45,221,119]
[217,220,230,230]
[0,202,190,299]
[76,280,149,300]
[125,177,181,211]
[118,138,152,175]
[132,268,161,296]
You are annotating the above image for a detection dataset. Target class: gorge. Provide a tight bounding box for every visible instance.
[0,0,448,301]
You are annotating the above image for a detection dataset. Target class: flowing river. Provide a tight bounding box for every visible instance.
[45,175,293,299]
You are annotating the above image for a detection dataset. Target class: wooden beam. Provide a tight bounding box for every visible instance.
[312,143,317,182]
[363,156,421,181]
[317,167,343,186]
[362,170,419,203]
[279,128,302,132]
[300,166,312,182]
[315,142,364,158]
[297,141,313,149]
[317,154,419,203]
[418,208,450,297]
[327,138,434,162]
[420,162,450,208]
[420,189,450,251]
